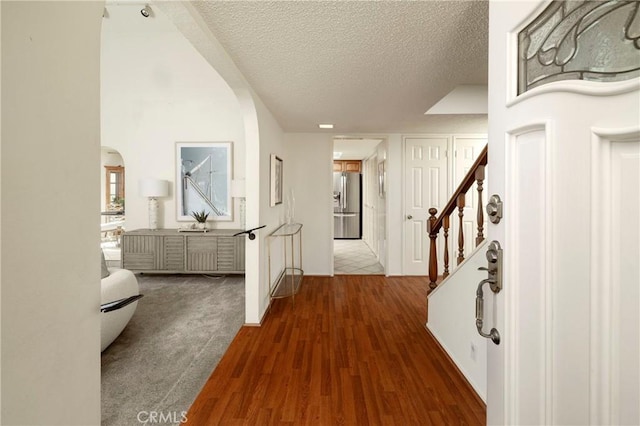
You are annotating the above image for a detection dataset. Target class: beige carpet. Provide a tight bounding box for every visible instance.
[101,274,245,426]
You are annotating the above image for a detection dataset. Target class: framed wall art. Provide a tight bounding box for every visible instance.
[270,154,283,206]
[176,142,232,221]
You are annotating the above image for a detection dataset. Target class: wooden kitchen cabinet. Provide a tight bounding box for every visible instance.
[333,160,361,173]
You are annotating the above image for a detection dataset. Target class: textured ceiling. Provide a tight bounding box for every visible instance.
[190,1,489,133]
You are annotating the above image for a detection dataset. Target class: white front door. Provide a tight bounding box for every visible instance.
[403,136,449,275]
[488,2,640,425]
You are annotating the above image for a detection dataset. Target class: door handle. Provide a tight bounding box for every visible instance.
[476,278,500,345]
[343,175,348,210]
[407,215,413,219]
[475,240,503,345]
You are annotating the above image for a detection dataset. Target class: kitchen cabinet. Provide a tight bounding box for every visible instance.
[333,160,361,173]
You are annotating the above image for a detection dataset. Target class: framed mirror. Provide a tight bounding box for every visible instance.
[176,142,232,221]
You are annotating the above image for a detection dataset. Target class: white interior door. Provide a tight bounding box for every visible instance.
[488,2,640,425]
[403,136,448,275]
[451,136,488,264]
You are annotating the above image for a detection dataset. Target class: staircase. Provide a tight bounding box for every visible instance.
[425,144,489,401]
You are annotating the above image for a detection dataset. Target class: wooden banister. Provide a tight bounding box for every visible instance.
[428,145,488,290]
[431,145,487,236]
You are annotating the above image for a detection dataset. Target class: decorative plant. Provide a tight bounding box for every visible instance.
[191,210,209,223]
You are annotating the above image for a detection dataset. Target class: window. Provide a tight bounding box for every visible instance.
[518,1,640,94]
[105,165,125,209]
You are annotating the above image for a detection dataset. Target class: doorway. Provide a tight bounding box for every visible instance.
[101,147,125,267]
[332,137,385,275]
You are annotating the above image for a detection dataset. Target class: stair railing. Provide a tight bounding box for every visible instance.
[427,145,488,290]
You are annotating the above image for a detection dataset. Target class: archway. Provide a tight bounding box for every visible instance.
[100,146,125,265]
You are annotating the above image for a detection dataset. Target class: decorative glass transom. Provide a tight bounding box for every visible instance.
[518,0,640,94]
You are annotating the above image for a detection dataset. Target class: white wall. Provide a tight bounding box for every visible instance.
[254,97,286,319]
[427,242,488,401]
[1,2,103,424]
[375,141,388,268]
[284,133,333,275]
[384,135,406,275]
[101,4,245,230]
[362,152,379,258]
[0,2,3,415]
[283,125,489,276]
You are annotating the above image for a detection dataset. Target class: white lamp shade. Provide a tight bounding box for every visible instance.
[139,178,169,198]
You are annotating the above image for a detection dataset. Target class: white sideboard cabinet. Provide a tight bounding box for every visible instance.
[121,229,245,274]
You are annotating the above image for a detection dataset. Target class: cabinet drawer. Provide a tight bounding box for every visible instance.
[122,235,159,270]
[217,237,239,271]
[186,236,217,271]
[123,253,155,270]
[164,236,184,270]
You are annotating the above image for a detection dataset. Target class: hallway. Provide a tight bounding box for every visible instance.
[334,239,384,274]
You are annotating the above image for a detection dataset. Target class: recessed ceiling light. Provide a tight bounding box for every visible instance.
[318,124,334,129]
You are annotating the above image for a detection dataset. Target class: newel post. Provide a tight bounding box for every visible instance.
[427,208,439,290]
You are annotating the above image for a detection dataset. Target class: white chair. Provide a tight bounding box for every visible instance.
[101,265,141,352]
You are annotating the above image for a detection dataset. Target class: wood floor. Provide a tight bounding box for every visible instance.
[186,275,485,425]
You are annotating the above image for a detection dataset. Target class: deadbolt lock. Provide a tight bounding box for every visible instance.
[486,194,503,224]
[485,241,503,293]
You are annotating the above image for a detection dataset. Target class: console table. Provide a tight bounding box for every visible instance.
[267,223,303,301]
[121,229,245,274]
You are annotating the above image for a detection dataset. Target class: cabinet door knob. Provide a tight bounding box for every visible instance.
[407,215,413,220]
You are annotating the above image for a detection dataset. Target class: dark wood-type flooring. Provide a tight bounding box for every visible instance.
[187,275,485,425]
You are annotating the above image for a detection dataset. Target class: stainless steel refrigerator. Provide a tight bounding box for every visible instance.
[333,171,361,239]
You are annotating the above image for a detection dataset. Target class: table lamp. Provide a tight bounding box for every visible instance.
[139,178,169,230]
